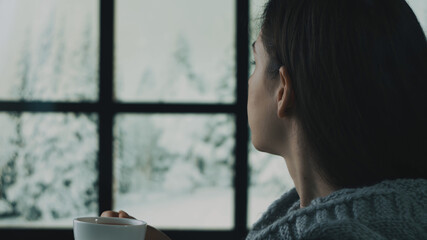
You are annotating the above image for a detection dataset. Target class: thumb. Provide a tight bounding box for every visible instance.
[118,210,136,219]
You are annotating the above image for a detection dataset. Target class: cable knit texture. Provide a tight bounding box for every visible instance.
[246,179,427,240]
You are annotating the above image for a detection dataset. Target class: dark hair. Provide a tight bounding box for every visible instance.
[261,0,427,188]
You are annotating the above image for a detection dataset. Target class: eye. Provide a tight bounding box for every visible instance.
[250,60,256,65]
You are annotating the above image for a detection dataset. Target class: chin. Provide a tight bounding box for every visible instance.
[252,138,276,155]
[251,136,263,151]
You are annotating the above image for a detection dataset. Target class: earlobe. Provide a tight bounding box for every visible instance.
[277,66,294,118]
[277,87,287,118]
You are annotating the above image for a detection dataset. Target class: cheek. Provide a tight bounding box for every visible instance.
[247,82,257,131]
[247,80,281,153]
[247,80,265,149]
[247,83,255,129]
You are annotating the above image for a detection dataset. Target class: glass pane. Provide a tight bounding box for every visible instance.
[0,0,99,101]
[247,144,294,227]
[114,114,235,229]
[0,113,98,228]
[406,0,427,34]
[115,0,235,103]
[249,0,268,75]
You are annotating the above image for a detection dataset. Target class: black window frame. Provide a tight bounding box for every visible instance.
[0,0,250,239]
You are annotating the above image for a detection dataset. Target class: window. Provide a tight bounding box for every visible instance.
[0,0,99,101]
[0,0,247,239]
[0,0,99,230]
[114,114,235,229]
[115,0,236,103]
[1,0,425,239]
[0,113,98,228]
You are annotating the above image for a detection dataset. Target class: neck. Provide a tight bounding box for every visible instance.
[296,166,336,208]
[280,123,337,208]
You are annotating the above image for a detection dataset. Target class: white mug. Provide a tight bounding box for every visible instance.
[73,217,147,240]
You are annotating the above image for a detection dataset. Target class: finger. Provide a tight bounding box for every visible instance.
[101,210,119,218]
[118,210,136,219]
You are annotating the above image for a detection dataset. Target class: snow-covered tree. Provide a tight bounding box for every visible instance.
[2,114,98,221]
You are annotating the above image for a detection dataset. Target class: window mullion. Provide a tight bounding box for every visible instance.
[235,0,250,238]
[98,0,115,214]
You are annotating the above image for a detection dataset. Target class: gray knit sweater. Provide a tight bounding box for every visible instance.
[246,179,427,240]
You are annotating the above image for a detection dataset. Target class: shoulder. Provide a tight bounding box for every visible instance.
[247,178,427,240]
[301,178,427,240]
[302,219,427,240]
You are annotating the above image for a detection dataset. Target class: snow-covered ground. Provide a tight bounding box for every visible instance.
[0,185,289,229]
[0,217,72,229]
[116,185,293,229]
[115,187,233,229]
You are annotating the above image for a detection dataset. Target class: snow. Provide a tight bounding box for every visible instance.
[113,114,235,229]
[115,187,233,229]
[0,113,98,227]
[0,216,72,229]
[115,0,236,103]
[0,0,98,101]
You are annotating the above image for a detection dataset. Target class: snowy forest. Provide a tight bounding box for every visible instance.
[0,0,99,227]
[0,0,425,229]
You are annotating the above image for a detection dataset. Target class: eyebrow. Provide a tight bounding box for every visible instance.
[252,41,256,54]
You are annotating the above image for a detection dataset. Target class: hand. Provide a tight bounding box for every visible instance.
[101,210,136,219]
[100,210,172,240]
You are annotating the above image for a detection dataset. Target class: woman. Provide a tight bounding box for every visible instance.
[103,0,427,239]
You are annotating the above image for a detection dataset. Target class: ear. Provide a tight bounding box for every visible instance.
[277,66,295,118]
